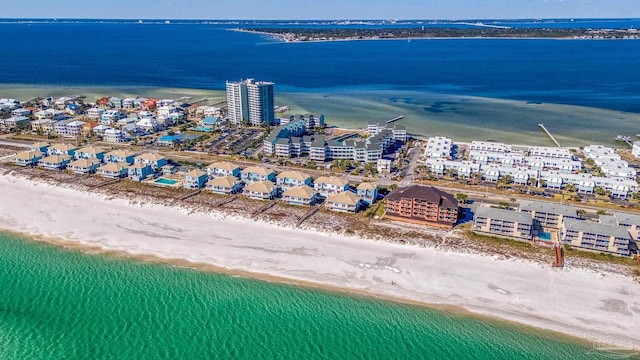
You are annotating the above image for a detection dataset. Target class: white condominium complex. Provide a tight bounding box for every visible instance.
[226,78,275,126]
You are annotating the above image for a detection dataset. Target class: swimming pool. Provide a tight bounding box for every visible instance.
[154,178,179,185]
[538,232,551,241]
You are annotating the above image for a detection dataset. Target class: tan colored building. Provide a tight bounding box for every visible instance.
[282,185,318,206]
[325,191,361,213]
[206,175,243,194]
[243,181,277,200]
[472,206,533,240]
[561,218,631,256]
[385,185,458,228]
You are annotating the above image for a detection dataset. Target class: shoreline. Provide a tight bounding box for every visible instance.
[232,28,638,44]
[0,227,595,350]
[1,171,639,349]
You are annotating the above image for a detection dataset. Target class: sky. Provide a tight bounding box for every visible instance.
[0,0,639,20]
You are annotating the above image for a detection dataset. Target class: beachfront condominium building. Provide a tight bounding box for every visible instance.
[518,200,578,229]
[473,206,533,241]
[226,79,275,126]
[561,218,631,256]
[385,185,459,228]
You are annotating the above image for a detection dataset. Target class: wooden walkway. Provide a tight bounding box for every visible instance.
[253,200,276,215]
[215,194,237,207]
[297,206,319,227]
[91,178,121,189]
[177,189,202,201]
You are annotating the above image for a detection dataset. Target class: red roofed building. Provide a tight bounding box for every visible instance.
[384,185,459,228]
[142,98,157,110]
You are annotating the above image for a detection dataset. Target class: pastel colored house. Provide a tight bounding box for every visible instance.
[97,162,128,179]
[30,142,50,154]
[313,176,350,198]
[67,158,101,174]
[14,151,43,166]
[325,191,361,213]
[281,185,319,206]
[206,176,243,195]
[276,171,312,191]
[38,155,71,170]
[104,150,136,164]
[127,163,153,181]
[356,182,378,205]
[134,153,168,171]
[241,166,276,184]
[206,161,241,178]
[75,146,106,161]
[242,181,277,200]
[184,169,208,189]
[47,143,77,157]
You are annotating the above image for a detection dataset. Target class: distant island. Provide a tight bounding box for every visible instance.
[239,27,640,42]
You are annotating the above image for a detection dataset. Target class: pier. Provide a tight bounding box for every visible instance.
[537,123,562,147]
[386,116,404,124]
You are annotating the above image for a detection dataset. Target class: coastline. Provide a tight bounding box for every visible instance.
[1,171,639,349]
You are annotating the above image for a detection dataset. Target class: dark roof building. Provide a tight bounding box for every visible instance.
[385,185,459,228]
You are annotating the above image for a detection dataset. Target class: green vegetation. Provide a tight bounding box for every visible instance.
[246,27,638,41]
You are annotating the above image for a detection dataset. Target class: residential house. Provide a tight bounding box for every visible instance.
[97,162,128,179]
[325,191,361,213]
[241,166,276,184]
[135,117,162,132]
[67,158,100,174]
[30,142,50,154]
[1,116,30,131]
[13,151,43,166]
[561,218,631,256]
[206,175,243,195]
[38,155,71,170]
[518,200,578,229]
[104,150,136,165]
[104,129,128,143]
[54,120,86,137]
[87,107,105,119]
[31,119,55,134]
[47,143,77,157]
[313,176,350,198]
[127,163,153,181]
[206,161,241,178]
[184,169,208,189]
[75,146,106,161]
[276,170,312,191]
[134,153,167,171]
[243,181,277,200]
[356,182,378,205]
[472,206,534,241]
[100,110,124,125]
[282,185,319,206]
[385,185,459,228]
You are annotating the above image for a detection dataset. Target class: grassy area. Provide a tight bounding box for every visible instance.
[564,245,640,267]
[464,229,542,253]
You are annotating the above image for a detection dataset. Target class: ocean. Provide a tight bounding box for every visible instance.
[0,20,639,144]
[0,231,599,359]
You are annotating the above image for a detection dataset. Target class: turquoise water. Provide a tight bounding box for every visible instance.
[154,178,179,185]
[0,231,603,359]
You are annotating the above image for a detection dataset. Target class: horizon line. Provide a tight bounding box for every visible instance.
[0,17,639,21]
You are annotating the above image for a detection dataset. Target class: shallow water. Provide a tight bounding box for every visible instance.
[0,231,606,359]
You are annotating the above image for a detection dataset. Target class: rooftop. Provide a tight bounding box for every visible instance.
[386,185,458,209]
[519,200,577,217]
[475,206,533,225]
[564,218,631,239]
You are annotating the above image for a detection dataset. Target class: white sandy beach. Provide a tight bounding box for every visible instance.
[1,173,639,348]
